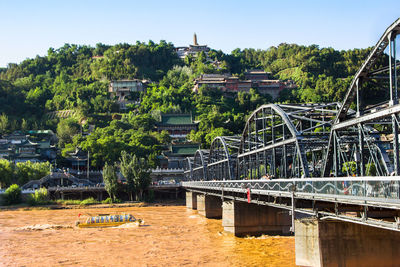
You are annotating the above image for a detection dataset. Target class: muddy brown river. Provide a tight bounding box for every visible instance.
[0,205,294,266]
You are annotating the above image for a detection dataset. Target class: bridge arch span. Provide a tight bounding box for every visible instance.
[208,136,240,180]
[183,157,193,181]
[238,103,338,179]
[192,149,209,181]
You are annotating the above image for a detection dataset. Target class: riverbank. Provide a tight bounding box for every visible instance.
[0,199,185,211]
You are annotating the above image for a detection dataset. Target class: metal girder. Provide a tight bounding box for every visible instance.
[238,137,297,158]
[336,18,400,122]
[323,17,400,177]
[207,136,240,181]
[192,150,209,181]
[332,104,400,131]
[183,157,193,181]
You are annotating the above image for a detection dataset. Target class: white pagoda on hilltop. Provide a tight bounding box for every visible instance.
[176,33,210,59]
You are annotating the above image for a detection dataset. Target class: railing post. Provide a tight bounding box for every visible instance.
[221,181,224,201]
[397,180,400,199]
[291,181,296,233]
[335,180,338,195]
[364,179,367,197]
[312,179,315,194]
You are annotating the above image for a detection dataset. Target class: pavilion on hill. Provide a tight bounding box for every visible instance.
[156,113,198,138]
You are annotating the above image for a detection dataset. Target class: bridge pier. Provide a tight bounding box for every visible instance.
[185,191,198,210]
[97,192,103,201]
[222,201,291,237]
[295,218,400,267]
[196,194,222,218]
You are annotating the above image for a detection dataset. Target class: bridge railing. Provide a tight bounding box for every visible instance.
[183,176,400,204]
[47,185,105,191]
[151,168,184,174]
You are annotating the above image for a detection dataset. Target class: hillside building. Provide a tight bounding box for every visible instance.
[109,79,147,110]
[192,69,296,99]
[0,130,57,163]
[156,113,198,139]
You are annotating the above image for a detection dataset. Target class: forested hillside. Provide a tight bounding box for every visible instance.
[0,41,378,168]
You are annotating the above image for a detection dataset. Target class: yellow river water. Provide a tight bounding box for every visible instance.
[0,205,295,266]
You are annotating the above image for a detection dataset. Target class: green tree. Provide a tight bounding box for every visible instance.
[0,113,9,135]
[103,162,119,201]
[0,159,14,188]
[132,155,151,201]
[3,184,22,205]
[119,151,136,201]
[365,162,377,176]
[342,161,357,176]
[21,118,28,131]
[15,161,51,185]
[57,118,80,148]
[27,188,49,205]
[204,127,234,146]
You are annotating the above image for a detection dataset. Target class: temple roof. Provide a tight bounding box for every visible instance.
[160,114,194,125]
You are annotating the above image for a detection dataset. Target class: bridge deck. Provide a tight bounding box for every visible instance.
[183,177,400,232]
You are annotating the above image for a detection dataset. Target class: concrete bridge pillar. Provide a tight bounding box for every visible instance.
[295,218,400,267]
[196,194,222,219]
[97,192,103,202]
[222,201,291,236]
[185,191,198,210]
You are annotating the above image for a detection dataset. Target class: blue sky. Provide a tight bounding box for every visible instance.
[0,0,399,67]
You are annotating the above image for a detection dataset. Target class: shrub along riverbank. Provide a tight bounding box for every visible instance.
[0,184,180,210]
[0,184,124,207]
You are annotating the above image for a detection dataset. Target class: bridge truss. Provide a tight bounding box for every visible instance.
[322,17,400,177]
[237,103,339,179]
[192,150,209,181]
[207,136,241,181]
[183,157,193,181]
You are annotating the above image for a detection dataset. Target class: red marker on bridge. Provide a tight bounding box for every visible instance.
[247,188,251,203]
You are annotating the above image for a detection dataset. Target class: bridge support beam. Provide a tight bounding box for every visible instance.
[196,194,222,219]
[295,218,400,267]
[185,191,198,210]
[222,201,291,237]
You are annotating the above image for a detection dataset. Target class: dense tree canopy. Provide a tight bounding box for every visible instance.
[0,40,378,166]
[0,160,50,188]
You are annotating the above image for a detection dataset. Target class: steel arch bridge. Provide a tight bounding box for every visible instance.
[182,17,400,235]
[322,17,400,177]
[192,150,209,181]
[184,103,340,180]
[237,103,340,179]
[183,157,193,181]
[183,17,400,181]
[207,136,241,181]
